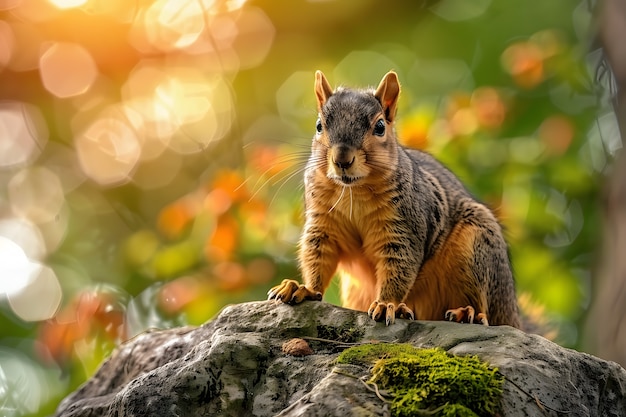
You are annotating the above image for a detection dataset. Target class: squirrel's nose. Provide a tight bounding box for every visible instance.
[334,157,355,170]
[332,146,355,169]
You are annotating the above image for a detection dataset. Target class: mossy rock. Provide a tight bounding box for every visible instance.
[337,343,503,417]
[55,302,626,417]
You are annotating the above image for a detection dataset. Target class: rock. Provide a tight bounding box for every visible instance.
[54,300,626,417]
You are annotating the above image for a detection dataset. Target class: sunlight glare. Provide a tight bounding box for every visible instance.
[0,217,46,260]
[122,64,178,144]
[144,0,205,51]
[0,237,32,296]
[122,63,234,155]
[164,73,234,154]
[48,0,87,9]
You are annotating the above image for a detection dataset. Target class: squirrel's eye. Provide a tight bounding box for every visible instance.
[373,119,386,136]
[316,118,323,134]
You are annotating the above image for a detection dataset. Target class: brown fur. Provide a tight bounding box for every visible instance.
[268,71,521,328]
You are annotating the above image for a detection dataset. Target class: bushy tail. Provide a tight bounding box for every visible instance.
[518,293,558,340]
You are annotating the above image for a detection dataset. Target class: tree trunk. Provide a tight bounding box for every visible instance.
[586,0,626,367]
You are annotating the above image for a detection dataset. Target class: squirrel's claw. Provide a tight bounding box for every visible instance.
[368,301,414,326]
[396,303,415,321]
[475,313,489,326]
[445,306,489,326]
[268,279,322,304]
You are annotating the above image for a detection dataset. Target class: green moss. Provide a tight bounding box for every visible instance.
[316,324,363,343]
[337,342,418,366]
[337,344,503,417]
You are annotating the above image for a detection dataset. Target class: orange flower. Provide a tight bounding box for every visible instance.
[37,289,126,366]
[501,42,544,89]
[471,87,506,130]
[214,261,247,291]
[538,115,574,156]
[157,198,198,239]
[248,145,295,178]
[159,276,201,314]
[205,214,239,261]
[445,93,478,137]
[398,110,433,150]
[211,169,249,204]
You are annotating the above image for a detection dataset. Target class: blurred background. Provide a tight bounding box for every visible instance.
[0,0,619,415]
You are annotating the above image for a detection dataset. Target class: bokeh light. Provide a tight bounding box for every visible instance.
[144,0,206,51]
[0,233,62,320]
[0,217,46,260]
[121,64,235,155]
[0,20,14,70]
[8,167,65,224]
[0,236,32,295]
[48,0,87,10]
[0,101,48,169]
[75,116,141,185]
[12,0,60,22]
[0,347,64,416]
[7,22,44,71]
[229,7,275,69]
[539,115,575,156]
[39,42,98,98]
[501,41,545,89]
[7,263,62,322]
[470,88,506,130]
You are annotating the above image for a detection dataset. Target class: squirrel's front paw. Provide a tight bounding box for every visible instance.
[445,306,489,325]
[267,279,322,304]
[367,301,414,326]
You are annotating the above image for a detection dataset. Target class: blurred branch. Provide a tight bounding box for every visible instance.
[586,0,626,367]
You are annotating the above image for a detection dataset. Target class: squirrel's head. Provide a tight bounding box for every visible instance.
[311,70,401,187]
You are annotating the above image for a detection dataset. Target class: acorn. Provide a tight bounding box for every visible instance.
[281,338,313,357]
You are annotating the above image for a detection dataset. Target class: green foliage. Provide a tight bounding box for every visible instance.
[338,344,503,417]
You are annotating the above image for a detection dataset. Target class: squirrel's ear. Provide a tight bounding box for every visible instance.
[375,71,400,122]
[314,70,333,111]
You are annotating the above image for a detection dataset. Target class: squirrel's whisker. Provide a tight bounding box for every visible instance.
[269,165,308,208]
[245,152,310,202]
[328,185,346,214]
[349,187,353,221]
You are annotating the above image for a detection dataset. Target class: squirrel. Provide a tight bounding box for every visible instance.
[268,70,522,328]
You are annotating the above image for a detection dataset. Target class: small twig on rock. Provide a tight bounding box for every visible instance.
[301,336,361,346]
[302,337,398,348]
[332,368,392,403]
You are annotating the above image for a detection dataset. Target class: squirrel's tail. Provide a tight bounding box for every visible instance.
[518,292,559,340]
